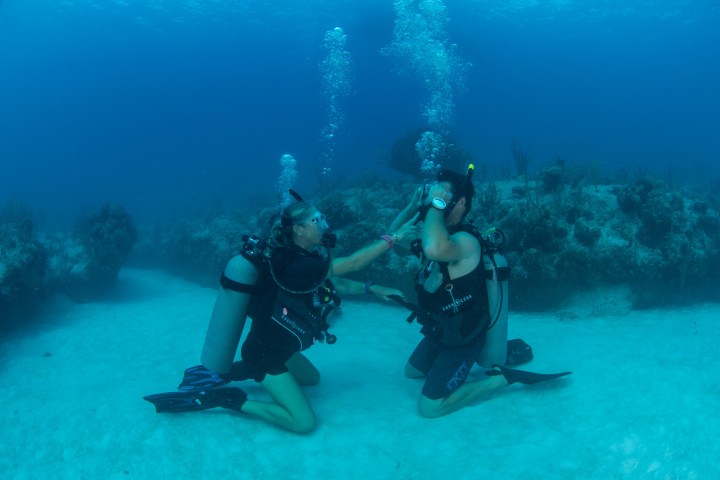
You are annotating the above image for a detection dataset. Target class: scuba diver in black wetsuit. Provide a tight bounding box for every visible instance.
[392,166,571,418]
[144,199,418,434]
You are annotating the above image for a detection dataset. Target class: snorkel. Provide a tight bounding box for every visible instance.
[444,163,474,214]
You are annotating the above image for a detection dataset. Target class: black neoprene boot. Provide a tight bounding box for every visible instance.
[486,364,572,385]
[144,387,248,413]
[204,387,248,412]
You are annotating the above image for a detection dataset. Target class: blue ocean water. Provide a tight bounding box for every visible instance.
[1,0,718,226]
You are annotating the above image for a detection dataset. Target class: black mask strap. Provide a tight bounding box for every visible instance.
[289,189,304,202]
[281,189,307,227]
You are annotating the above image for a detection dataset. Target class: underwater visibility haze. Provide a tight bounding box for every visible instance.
[3,2,720,479]
[0,0,719,226]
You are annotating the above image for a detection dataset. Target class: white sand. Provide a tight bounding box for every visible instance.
[1,268,717,479]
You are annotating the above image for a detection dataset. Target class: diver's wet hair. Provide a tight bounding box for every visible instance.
[271,201,316,247]
[437,168,475,215]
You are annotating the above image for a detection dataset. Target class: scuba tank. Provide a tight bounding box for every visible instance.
[477,228,510,368]
[200,237,263,374]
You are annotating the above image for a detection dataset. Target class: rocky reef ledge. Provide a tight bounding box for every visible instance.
[3,173,718,328]
[1,203,136,327]
[132,173,719,313]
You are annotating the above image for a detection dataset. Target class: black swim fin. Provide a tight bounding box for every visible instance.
[487,364,572,385]
[143,387,247,413]
[178,364,231,391]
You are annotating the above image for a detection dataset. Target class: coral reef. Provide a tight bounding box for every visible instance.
[131,208,258,287]
[1,202,137,325]
[491,174,719,309]
[45,203,137,301]
[5,165,718,325]
[511,140,532,185]
[0,205,47,321]
[128,169,720,311]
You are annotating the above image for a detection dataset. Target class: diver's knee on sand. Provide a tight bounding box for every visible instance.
[405,362,425,379]
[417,395,443,418]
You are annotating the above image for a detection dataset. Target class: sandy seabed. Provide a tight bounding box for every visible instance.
[1,268,717,480]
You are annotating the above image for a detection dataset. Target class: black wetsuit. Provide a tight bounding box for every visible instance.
[408,230,491,399]
[233,244,337,382]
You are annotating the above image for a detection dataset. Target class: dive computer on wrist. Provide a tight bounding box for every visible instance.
[431,197,447,210]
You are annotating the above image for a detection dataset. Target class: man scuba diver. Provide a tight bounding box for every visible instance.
[397,165,571,418]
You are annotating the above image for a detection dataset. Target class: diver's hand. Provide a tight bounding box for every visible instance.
[409,186,423,209]
[424,183,452,205]
[392,213,420,248]
[390,187,424,232]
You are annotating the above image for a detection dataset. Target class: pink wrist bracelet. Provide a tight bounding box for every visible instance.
[381,234,395,248]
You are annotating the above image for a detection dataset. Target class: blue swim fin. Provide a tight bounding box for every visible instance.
[178,365,231,391]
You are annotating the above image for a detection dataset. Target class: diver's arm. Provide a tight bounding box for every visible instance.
[330,215,418,277]
[335,186,420,272]
[329,277,366,294]
[421,207,459,261]
[419,182,460,262]
[331,277,403,300]
[421,208,478,263]
[330,240,391,277]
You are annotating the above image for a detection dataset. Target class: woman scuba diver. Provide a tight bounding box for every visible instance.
[144,199,418,434]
